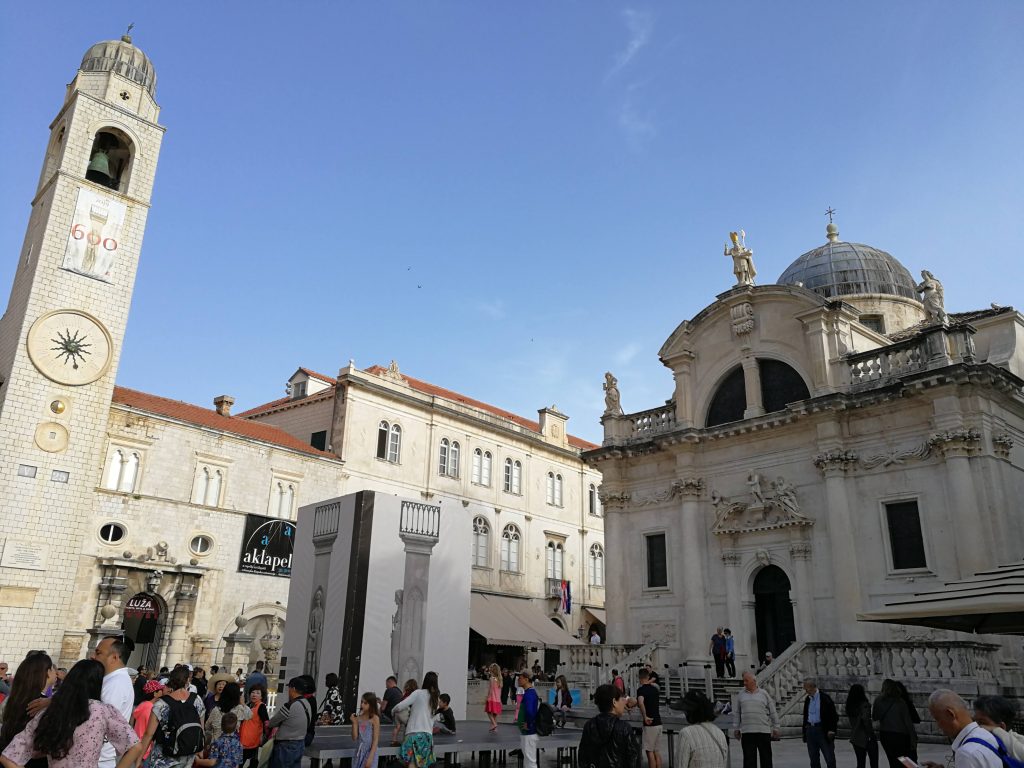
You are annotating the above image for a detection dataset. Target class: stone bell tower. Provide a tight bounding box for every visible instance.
[0,33,164,659]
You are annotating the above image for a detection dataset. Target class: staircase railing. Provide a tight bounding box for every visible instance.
[754,641,810,720]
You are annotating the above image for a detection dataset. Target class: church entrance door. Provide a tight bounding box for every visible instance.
[753,565,796,661]
[122,592,167,671]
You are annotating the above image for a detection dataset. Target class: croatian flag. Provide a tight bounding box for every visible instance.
[561,580,572,615]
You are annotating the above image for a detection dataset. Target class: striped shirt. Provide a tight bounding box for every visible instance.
[734,688,780,734]
[677,722,728,768]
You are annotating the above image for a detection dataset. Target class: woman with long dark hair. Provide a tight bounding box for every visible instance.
[846,684,879,768]
[205,681,252,743]
[0,659,141,768]
[391,671,440,768]
[873,679,917,768]
[0,651,55,768]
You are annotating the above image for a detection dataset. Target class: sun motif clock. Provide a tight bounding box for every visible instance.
[26,310,113,386]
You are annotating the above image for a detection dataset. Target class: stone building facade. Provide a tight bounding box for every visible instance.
[586,226,1024,688]
[242,361,607,664]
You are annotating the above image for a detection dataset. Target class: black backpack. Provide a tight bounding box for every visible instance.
[156,694,205,757]
[535,702,554,736]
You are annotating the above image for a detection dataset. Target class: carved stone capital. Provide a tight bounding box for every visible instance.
[677,477,705,497]
[598,489,631,510]
[731,301,755,336]
[789,542,812,560]
[928,428,982,458]
[993,433,1014,460]
[813,450,859,474]
[721,550,742,567]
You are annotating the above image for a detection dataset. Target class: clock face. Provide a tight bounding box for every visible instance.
[26,310,113,386]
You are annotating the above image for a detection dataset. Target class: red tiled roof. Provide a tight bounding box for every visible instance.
[298,367,337,384]
[111,387,337,459]
[235,387,334,419]
[363,366,599,451]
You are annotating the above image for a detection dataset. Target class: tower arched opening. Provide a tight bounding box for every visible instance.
[86,128,134,192]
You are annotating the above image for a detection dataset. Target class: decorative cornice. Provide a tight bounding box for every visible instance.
[678,477,705,497]
[598,490,631,510]
[813,450,859,474]
[631,477,704,506]
[993,433,1014,460]
[928,428,982,458]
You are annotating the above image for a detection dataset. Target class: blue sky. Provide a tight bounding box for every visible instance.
[2,2,1022,443]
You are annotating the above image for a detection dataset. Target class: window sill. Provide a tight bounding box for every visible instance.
[471,482,492,488]
[472,564,493,571]
[375,457,401,465]
[642,586,671,594]
[885,567,935,580]
[503,490,523,496]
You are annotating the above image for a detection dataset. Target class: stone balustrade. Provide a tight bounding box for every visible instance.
[628,404,677,439]
[556,641,659,691]
[847,325,977,390]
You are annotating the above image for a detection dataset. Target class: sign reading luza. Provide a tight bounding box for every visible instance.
[239,514,295,578]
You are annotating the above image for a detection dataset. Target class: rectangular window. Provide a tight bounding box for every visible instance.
[885,500,927,570]
[310,430,327,451]
[645,533,668,588]
[292,381,307,399]
[51,470,70,483]
[17,465,37,478]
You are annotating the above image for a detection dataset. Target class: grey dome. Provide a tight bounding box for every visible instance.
[778,234,917,300]
[80,36,156,97]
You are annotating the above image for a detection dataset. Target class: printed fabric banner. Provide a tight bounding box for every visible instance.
[238,514,295,578]
[61,186,128,282]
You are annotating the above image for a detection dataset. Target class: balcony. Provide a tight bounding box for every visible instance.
[546,578,566,598]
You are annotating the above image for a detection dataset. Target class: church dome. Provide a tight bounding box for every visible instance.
[777,224,917,300]
[80,35,156,97]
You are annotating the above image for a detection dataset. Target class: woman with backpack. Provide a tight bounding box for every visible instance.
[138,665,207,767]
[0,658,142,768]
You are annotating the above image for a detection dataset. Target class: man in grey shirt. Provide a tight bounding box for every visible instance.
[268,675,316,766]
[734,671,780,768]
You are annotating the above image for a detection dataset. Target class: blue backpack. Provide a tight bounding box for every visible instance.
[964,734,1024,768]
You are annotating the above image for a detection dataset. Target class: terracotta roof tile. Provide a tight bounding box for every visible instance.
[235,387,334,419]
[112,386,337,459]
[364,365,599,451]
[298,367,337,384]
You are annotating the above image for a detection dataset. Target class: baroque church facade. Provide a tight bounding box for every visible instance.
[587,225,1024,692]
[0,38,604,670]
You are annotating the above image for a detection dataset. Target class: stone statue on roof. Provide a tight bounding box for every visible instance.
[726,230,756,287]
[603,372,623,416]
[917,270,947,325]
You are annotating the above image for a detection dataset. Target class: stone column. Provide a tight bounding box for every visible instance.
[164,574,199,664]
[672,350,696,428]
[601,496,630,643]
[396,502,441,685]
[812,448,864,639]
[789,541,816,639]
[742,357,764,418]
[679,477,710,668]
[222,615,254,673]
[929,428,986,575]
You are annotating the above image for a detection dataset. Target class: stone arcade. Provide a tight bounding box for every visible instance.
[586,224,1024,714]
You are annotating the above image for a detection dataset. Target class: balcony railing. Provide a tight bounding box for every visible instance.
[400,501,440,539]
[546,578,565,598]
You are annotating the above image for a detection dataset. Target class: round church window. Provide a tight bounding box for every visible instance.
[99,522,126,544]
[189,535,213,556]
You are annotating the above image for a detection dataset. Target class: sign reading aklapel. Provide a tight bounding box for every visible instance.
[239,514,295,578]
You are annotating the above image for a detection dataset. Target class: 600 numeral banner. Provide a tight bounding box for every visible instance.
[61,186,128,282]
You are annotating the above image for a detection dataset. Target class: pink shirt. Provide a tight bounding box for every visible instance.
[132,700,155,758]
[2,700,138,768]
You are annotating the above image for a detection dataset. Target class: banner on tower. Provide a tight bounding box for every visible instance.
[62,187,128,283]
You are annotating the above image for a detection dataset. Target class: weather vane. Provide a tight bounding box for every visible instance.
[825,207,836,223]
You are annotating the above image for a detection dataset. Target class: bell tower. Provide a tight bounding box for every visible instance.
[0,33,164,659]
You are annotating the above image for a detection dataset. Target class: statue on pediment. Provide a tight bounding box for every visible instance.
[917,270,947,325]
[603,372,624,416]
[726,230,756,287]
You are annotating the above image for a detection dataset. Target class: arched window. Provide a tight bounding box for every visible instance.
[501,524,521,572]
[546,472,555,504]
[547,473,563,506]
[275,482,295,518]
[705,359,811,428]
[119,451,140,493]
[472,449,483,484]
[481,451,492,487]
[554,474,563,506]
[439,438,450,475]
[589,543,605,587]
[104,449,124,491]
[85,129,133,192]
[205,469,223,507]
[377,421,390,459]
[546,541,564,580]
[504,459,522,494]
[450,441,460,477]
[472,516,490,567]
[588,483,602,517]
[388,424,402,462]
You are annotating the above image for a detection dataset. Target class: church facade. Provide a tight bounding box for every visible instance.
[586,226,1024,686]
[0,37,604,670]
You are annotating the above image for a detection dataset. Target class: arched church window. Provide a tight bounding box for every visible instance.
[705,359,810,427]
[86,129,133,192]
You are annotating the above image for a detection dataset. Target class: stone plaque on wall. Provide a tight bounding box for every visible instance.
[641,620,678,645]
[0,539,49,571]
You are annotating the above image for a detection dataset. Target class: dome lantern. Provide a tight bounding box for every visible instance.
[79,31,156,97]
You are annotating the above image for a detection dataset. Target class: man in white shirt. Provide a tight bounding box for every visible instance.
[923,689,1003,768]
[93,636,135,768]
